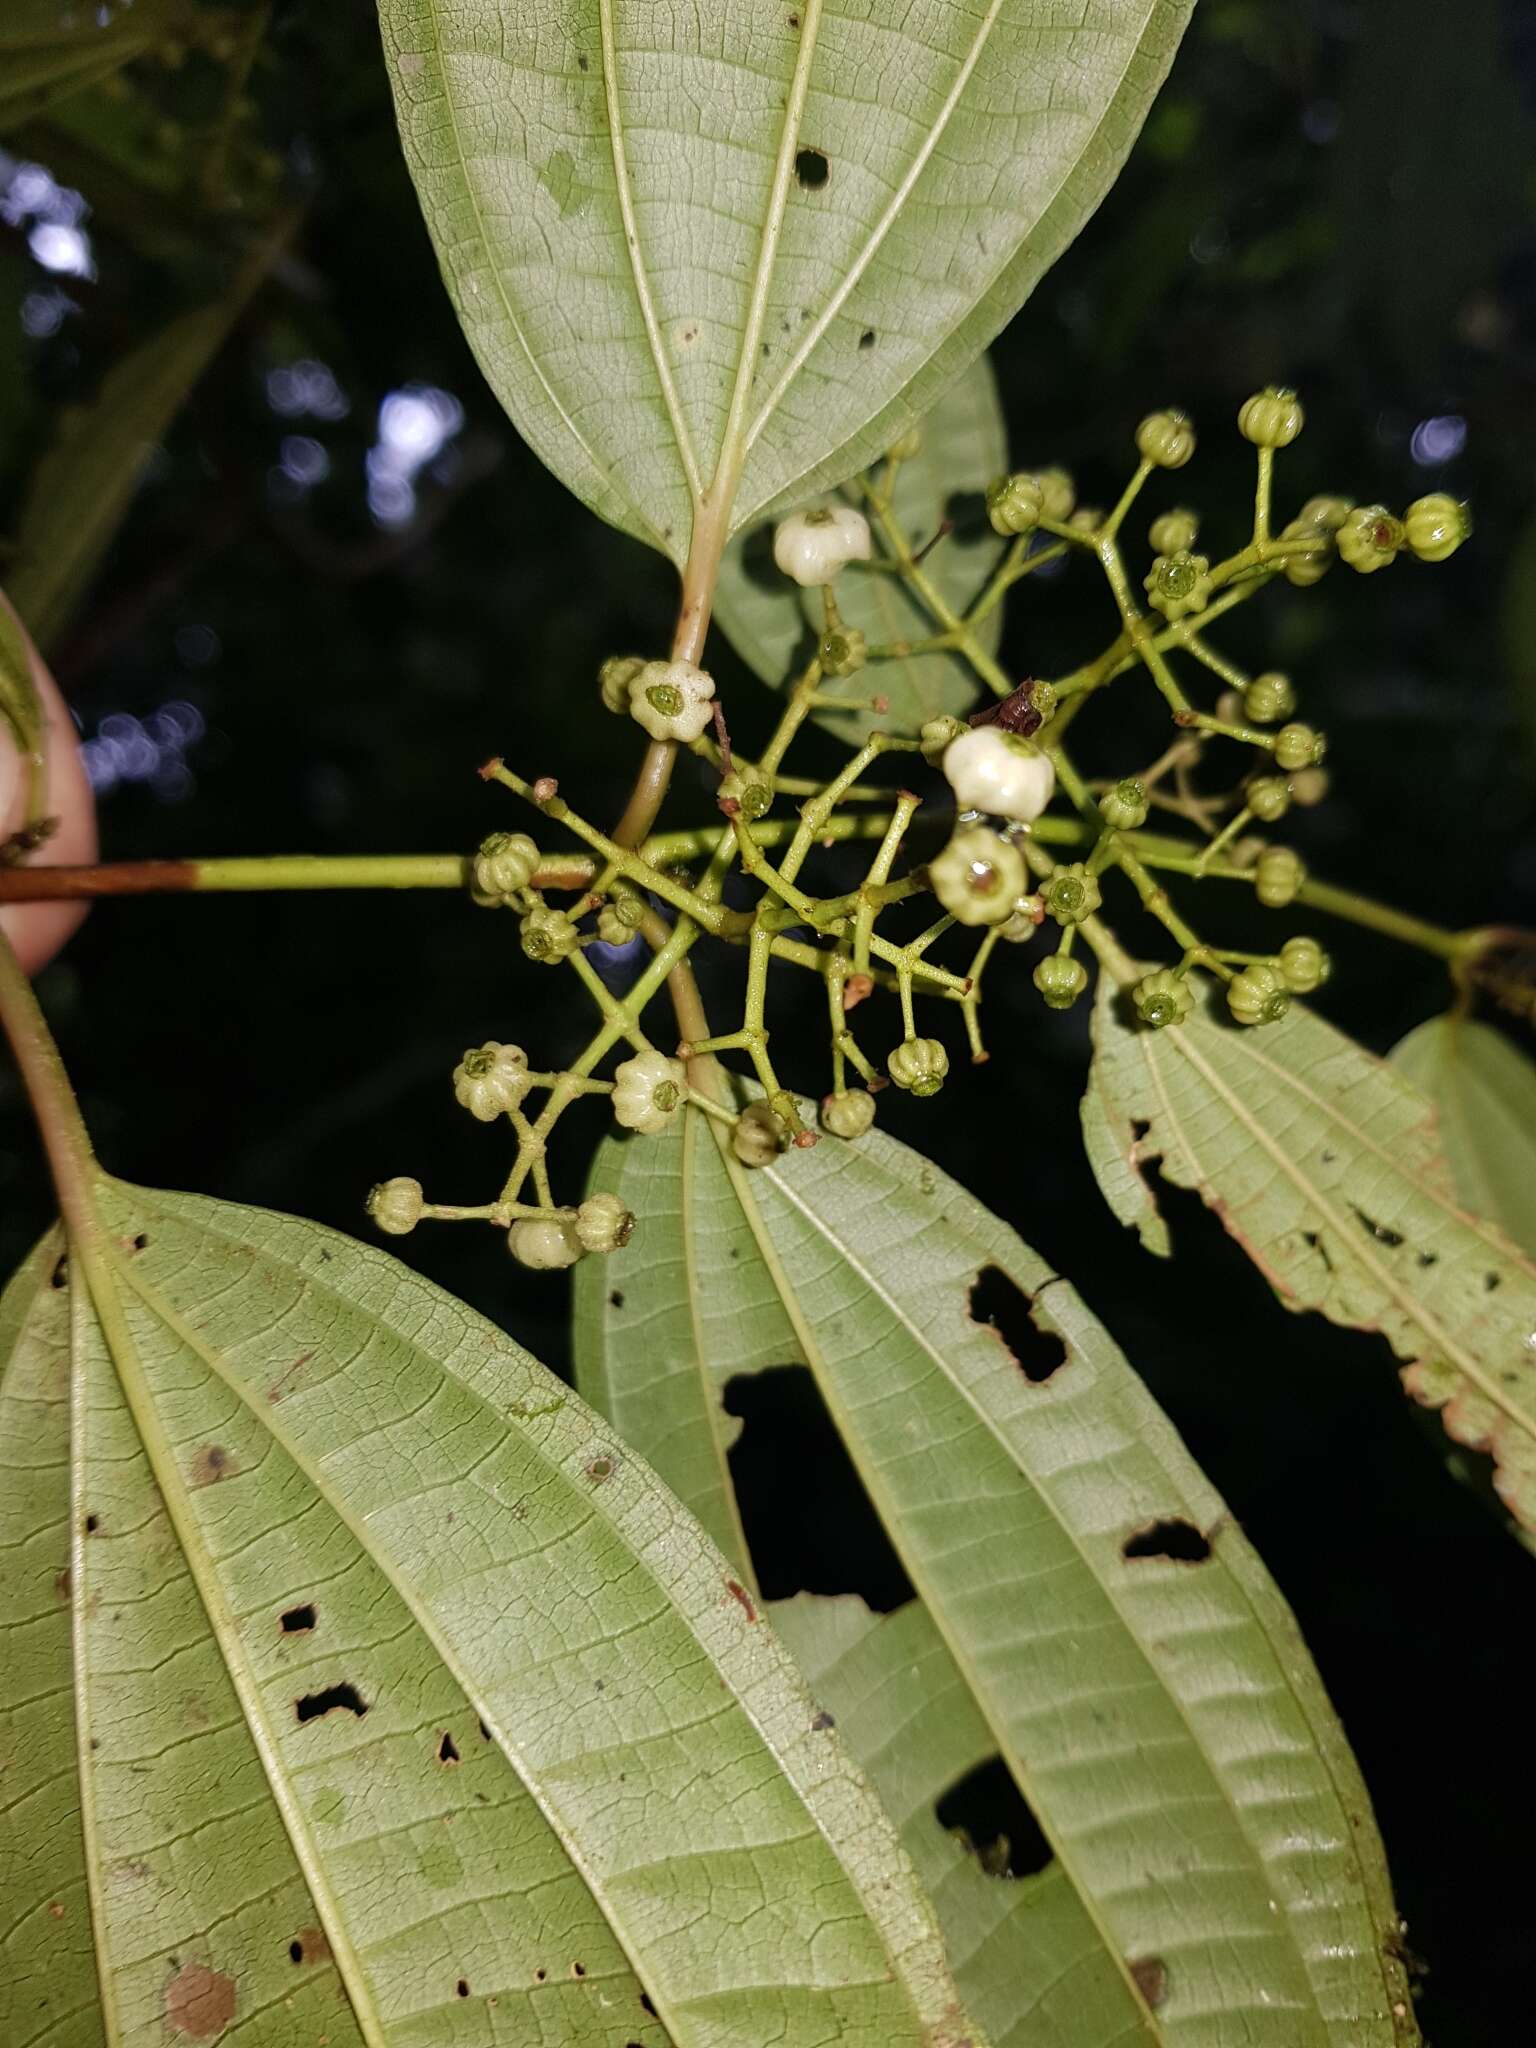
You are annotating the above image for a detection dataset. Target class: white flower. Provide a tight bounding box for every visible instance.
[628,658,716,743]
[611,1048,687,1134]
[367,1177,424,1235]
[772,505,872,587]
[575,1191,635,1253]
[452,1042,531,1122]
[942,727,1056,824]
[507,1216,583,1269]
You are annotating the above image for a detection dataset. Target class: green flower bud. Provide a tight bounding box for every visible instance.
[1238,386,1304,449]
[1133,968,1194,1030]
[1298,495,1353,532]
[888,1036,949,1097]
[1246,775,1292,823]
[599,655,646,715]
[507,1215,584,1269]
[732,1100,788,1164]
[1042,862,1101,927]
[718,769,772,820]
[368,1176,424,1236]
[1278,935,1331,993]
[596,903,638,946]
[1273,722,1325,772]
[997,897,1044,942]
[1148,508,1199,554]
[453,1041,532,1121]
[1144,549,1211,620]
[519,905,580,964]
[1227,961,1290,1027]
[1279,513,1334,587]
[1069,506,1103,536]
[986,472,1044,537]
[575,1190,635,1253]
[612,1049,686,1134]
[1404,493,1471,563]
[1254,846,1305,908]
[820,1089,877,1140]
[929,826,1027,928]
[1099,778,1149,831]
[1036,468,1076,521]
[1243,671,1296,725]
[1337,505,1405,574]
[919,714,969,762]
[1033,953,1089,1011]
[1136,409,1197,469]
[1289,766,1330,808]
[473,830,540,897]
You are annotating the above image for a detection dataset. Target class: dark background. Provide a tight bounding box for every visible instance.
[3,2,1533,2039]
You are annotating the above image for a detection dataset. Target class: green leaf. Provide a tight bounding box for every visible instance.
[377,0,1195,562]
[1390,1015,1536,1258]
[0,1185,977,2047]
[1084,976,1536,1537]
[4,222,284,649]
[576,1108,1418,2047]
[712,357,1007,743]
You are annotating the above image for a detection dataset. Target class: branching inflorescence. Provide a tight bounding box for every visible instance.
[368,388,1471,1270]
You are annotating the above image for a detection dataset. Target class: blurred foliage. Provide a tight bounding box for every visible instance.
[1,1,1534,2040]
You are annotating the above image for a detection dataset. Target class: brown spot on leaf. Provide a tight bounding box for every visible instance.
[585,1455,615,1483]
[725,1578,758,1622]
[164,1961,237,2038]
[288,1927,330,1966]
[190,1446,233,1487]
[55,1567,71,1602]
[47,1900,65,1919]
[1128,1955,1169,2008]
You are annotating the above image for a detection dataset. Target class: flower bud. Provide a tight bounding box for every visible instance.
[473,831,539,898]
[611,1048,686,1134]
[1148,508,1199,554]
[928,827,1027,928]
[819,623,868,677]
[1273,722,1325,772]
[919,714,969,762]
[732,1100,788,1164]
[1337,505,1404,575]
[1403,494,1471,564]
[1143,549,1210,620]
[1278,936,1331,993]
[717,770,772,820]
[1099,778,1149,831]
[453,1041,532,1121]
[599,655,646,715]
[820,1089,877,1140]
[772,505,872,586]
[986,472,1044,536]
[575,1190,635,1253]
[519,906,580,964]
[367,1176,425,1236]
[1243,672,1295,725]
[1133,969,1193,1030]
[1237,386,1304,449]
[1254,846,1305,909]
[1033,954,1088,1010]
[1035,468,1076,521]
[1042,862,1101,927]
[1246,775,1292,823]
[887,1037,949,1097]
[1136,410,1196,469]
[1227,961,1289,1027]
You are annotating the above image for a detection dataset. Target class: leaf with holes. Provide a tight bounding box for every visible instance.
[0,1185,979,2048]
[1084,975,1536,1536]
[1390,1015,1536,1258]
[712,356,1008,742]
[377,0,1194,564]
[575,1105,1418,2046]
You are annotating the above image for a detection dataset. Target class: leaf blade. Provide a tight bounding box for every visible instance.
[1390,1015,1536,1257]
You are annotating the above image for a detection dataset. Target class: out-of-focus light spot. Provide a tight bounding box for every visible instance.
[1410,414,1467,466]
[20,289,74,337]
[28,220,94,278]
[279,433,330,487]
[1301,100,1339,144]
[365,383,464,528]
[79,703,204,801]
[265,358,349,421]
[174,625,220,668]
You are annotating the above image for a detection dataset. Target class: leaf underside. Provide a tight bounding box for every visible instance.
[0,1184,974,2048]
[1390,1014,1536,1259]
[575,1106,1418,2047]
[1084,977,1536,1535]
[377,0,1195,561]
[713,355,1008,742]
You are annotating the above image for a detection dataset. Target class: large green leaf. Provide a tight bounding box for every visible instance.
[576,1107,1417,2047]
[1084,977,1536,1535]
[1391,1015,1536,1257]
[377,0,1194,561]
[0,1185,976,2047]
[713,356,1007,742]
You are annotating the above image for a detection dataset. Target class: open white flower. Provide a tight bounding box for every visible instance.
[942,727,1056,824]
[628,659,716,743]
[452,1041,531,1122]
[507,1216,583,1269]
[611,1048,687,1134]
[772,505,872,587]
